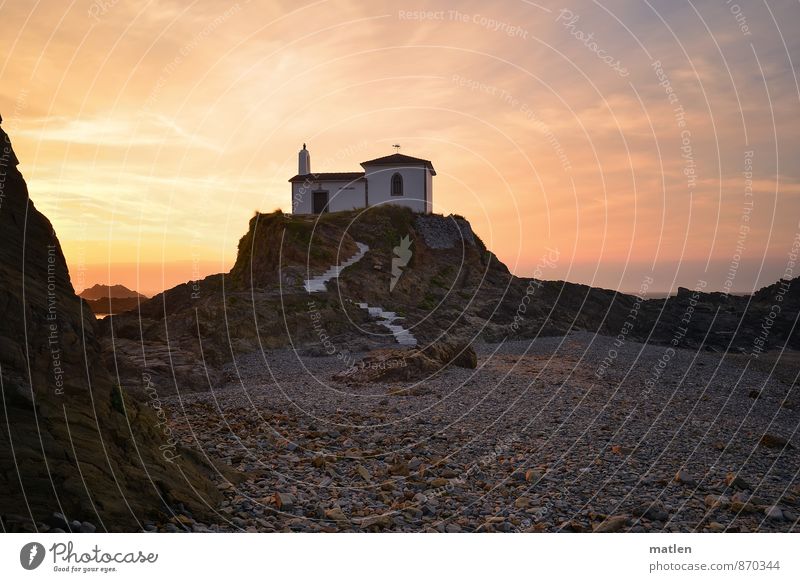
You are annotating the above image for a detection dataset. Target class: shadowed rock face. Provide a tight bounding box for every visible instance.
[0,121,221,531]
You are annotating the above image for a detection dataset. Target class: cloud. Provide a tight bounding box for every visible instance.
[14,113,222,151]
[1,0,799,294]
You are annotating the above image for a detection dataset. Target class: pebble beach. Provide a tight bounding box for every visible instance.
[149,332,799,533]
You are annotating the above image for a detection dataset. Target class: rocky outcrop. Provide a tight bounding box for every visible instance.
[229,210,360,290]
[631,280,800,353]
[105,203,799,395]
[79,284,145,316]
[332,341,477,384]
[0,120,222,531]
[78,283,145,300]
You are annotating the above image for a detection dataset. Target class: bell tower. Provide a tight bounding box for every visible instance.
[298,143,311,175]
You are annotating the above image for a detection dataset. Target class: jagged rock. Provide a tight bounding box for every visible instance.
[358,514,392,529]
[332,341,477,384]
[46,513,70,531]
[230,211,360,290]
[514,497,531,509]
[559,520,588,533]
[759,434,791,449]
[636,502,669,522]
[414,214,476,249]
[764,506,784,521]
[356,465,372,481]
[704,494,729,509]
[275,492,295,510]
[0,121,222,530]
[79,284,144,300]
[730,500,759,514]
[78,284,146,316]
[525,469,544,483]
[674,469,697,487]
[324,507,348,524]
[422,341,478,369]
[388,462,410,476]
[593,515,629,533]
[725,473,752,490]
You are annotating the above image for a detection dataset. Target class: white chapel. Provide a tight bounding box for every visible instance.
[290,144,435,214]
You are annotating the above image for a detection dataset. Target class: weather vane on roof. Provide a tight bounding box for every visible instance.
[392,144,401,153]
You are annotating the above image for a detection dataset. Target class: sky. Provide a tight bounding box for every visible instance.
[1,0,799,296]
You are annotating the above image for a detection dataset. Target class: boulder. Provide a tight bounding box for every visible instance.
[674,469,698,487]
[725,472,752,491]
[759,434,792,449]
[593,515,629,533]
[333,341,477,384]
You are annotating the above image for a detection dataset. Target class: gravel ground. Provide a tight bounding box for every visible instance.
[158,332,800,532]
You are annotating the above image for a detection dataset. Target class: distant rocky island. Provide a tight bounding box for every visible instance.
[79,283,145,301]
[79,284,147,317]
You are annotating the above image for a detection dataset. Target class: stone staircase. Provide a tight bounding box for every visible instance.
[356,302,417,347]
[303,242,369,293]
[303,242,417,347]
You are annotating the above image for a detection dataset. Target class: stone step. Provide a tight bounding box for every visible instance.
[303,242,369,293]
[356,301,417,347]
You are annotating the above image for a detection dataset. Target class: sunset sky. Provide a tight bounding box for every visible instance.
[1,0,799,296]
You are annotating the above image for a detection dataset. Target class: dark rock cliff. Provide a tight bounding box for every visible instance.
[0,120,222,531]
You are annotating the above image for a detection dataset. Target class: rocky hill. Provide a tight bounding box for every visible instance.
[78,284,146,317]
[0,121,223,532]
[79,283,145,300]
[104,205,799,395]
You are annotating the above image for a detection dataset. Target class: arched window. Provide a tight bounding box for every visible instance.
[391,173,403,196]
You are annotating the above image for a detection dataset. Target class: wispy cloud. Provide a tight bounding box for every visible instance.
[15,113,222,151]
[1,0,798,293]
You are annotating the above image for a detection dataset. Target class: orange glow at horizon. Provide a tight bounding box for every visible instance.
[2,0,799,297]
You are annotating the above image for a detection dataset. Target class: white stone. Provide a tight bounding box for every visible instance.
[765,506,784,521]
[303,242,369,293]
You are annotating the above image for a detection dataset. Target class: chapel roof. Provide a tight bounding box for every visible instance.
[360,153,436,175]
